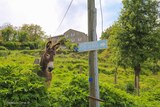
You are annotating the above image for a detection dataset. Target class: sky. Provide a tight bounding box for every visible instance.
[0,0,122,39]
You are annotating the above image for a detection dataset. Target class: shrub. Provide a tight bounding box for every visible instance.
[20,50,43,56]
[100,83,140,107]
[0,65,51,107]
[0,50,10,57]
[4,42,17,50]
[59,74,89,107]
[126,82,135,94]
[21,42,38,50]
[0,46,7,50]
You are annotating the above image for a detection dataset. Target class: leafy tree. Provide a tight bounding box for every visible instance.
[101,23,120,40]
[21,24,44,41]
[18,31,29,42]
[101,27,112,40]
[1,25,16,41]
[116,0,159,95]
[101,22,123,84]
[148,27,160,74]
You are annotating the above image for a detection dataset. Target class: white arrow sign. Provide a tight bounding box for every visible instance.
[78,40,107,52]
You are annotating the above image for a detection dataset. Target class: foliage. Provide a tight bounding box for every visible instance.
[0,41,44,50]
[0,24,46,50]
[20,24,44,41]
[126,82,135,94]
[101,24,116,40]
[59,74,89,107]
[64,38,78,51]
[0,48,160,106]
[0,50,10,57]
[18,31,28,42]
[100,83,138,107]
[0,25,16,42]
[107,0,160,95]
[0,64,51,107]
[117,0,159,67]
[0,46,7,50]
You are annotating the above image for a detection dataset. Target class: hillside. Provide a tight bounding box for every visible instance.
[0,50,160,107]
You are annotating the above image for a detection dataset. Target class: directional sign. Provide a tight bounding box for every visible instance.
[78,40,107,52]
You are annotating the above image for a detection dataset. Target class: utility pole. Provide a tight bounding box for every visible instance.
[88,0,100,107]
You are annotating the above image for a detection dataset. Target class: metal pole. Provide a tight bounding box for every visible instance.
[88,0,100,107]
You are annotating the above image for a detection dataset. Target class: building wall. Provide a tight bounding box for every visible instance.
[48,29,88,44]
[64,29,88,43]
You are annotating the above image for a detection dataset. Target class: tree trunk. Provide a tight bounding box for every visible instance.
[114,67,118,84]
[134,64,140,96]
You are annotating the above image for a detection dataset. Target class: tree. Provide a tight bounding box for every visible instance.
[100,22,124,84]
[21,24,44,41]
[116,0,159,95]
[1,25,16,41]
[18,31,29,42]
[148,27,160,75]
[101,23,121,40]
[101,27,112,40]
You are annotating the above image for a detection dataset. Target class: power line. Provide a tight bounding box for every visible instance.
[54,0,74,35]
[99,0,103,34]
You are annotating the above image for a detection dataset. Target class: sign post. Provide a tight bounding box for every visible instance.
[77,40,107,106]
[88,0,99,107]
[74,1,107,106]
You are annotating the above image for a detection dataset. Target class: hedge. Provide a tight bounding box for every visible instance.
[0,42,41,50]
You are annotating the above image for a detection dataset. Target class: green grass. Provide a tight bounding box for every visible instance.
[0,50,160,106]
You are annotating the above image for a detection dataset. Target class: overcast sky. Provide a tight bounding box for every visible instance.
[0,0,122,39]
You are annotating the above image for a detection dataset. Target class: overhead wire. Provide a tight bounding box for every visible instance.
[54,0,74,35]
[99,0,104,34]
[54,0,103,36]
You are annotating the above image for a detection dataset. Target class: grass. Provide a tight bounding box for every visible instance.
[0,50,160,106]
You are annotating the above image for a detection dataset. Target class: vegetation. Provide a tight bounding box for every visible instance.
[102,0,160,96]
[0,24,46,50]
[0,0,160,106]
[0,51,160,106]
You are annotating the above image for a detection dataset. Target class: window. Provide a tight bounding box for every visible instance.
[78,38,82,42]
[70,33,75,37]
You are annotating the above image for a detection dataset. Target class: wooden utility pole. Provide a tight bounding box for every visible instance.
[88,0,100,107]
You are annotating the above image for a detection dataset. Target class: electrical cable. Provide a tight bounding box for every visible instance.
[99,0,104,34]
[54,0,74,35]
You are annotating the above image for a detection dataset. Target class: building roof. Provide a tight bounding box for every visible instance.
[64,29,87,36]
[48,29,87,39]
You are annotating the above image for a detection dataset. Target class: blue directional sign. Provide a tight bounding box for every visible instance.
[78,40,107,52]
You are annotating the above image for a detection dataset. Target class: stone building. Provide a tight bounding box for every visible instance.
[48,29,88,44]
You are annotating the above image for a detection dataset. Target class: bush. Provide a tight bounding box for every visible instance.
[3,42,17,50]
[0,50,10,57]
[0,42,43,50]
[21,42,38,50]
[0,46,7,50]
[20,50,43,56]
[100,83,139,107]
[58,74,89,107]
[126,82,135,94]
[0,65,51,107]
